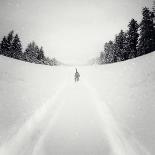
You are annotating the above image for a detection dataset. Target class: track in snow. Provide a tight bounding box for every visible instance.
[0,77,150,155]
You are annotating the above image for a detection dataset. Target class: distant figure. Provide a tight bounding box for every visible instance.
[74,68,80,82]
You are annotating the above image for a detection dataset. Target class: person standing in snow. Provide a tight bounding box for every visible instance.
[75,68,80,82]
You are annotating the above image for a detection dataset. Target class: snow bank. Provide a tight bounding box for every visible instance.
[81,52,155,154]
[0,56,66,145]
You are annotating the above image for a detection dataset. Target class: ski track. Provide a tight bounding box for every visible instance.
[32,81,111,155]
[0,81,68,155]
[82,79,150,155]
[0,73,151,155]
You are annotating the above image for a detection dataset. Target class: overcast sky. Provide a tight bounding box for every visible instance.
[0,0,153,63]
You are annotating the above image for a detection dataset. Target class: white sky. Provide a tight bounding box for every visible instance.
[0,0,153,63]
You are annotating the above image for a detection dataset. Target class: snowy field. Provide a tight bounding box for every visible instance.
[0,53,154,155]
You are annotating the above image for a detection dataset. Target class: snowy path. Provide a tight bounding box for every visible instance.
[0,76,150,155]
[32,82,110,155]
[0,81,67,155]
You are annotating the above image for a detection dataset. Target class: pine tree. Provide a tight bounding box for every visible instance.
[115,30,125,50]
[0,36,8,56]
[104,41,115,63]
[6,30,14,57]
[24,41,40,63]
[138,7,155,55]
[127,19,139,58]
[12,34,23,60]
[37,46,45,62]
[114,30,127,61]
[0,31,14,57]
[99,52,105,64]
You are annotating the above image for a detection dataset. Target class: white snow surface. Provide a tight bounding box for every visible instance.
[0,53,154,155]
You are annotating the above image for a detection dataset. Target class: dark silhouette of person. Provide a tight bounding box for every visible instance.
[74,68,80,82]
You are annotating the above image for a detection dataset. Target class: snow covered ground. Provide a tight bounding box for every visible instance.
[0,53,154,155]
[81,52,155,154]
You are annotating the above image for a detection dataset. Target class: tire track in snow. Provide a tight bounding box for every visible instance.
[0,81,68,155]
[82,79,150,155]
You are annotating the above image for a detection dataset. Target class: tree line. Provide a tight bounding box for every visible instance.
[0,31,59,66]
[96,5,155,64]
